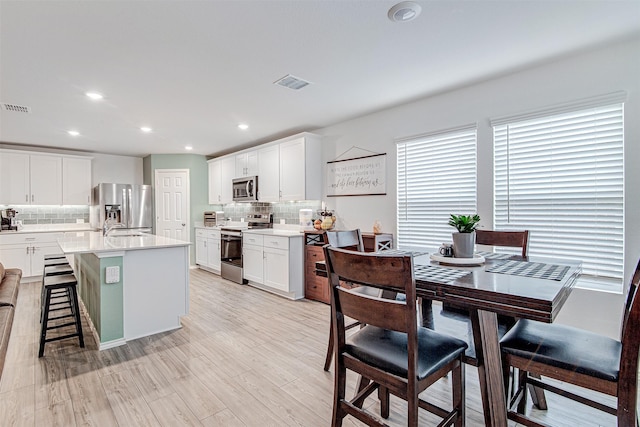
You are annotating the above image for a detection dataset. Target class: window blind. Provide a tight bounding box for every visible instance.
[493,103,624,292]
[397,128,477,248]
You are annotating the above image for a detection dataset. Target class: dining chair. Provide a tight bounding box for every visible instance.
[324,245,468,426]
[475,229,529,257]
[433,229,531,365]
[500,258,640,426]
[323,229,381,371]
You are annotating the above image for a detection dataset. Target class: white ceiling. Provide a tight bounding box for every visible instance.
[1,0,639,158]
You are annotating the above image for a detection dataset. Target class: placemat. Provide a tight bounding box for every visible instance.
[476,251,514,260]
[379,249,429,257]
[414,264,471,284]
[485,260,570,281]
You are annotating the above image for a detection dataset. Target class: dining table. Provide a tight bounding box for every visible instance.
[317,249,582,427]
[406,249,581,426]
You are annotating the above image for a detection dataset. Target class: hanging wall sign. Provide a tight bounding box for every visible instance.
[326,153,386,197]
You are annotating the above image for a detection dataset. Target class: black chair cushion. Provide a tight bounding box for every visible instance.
[500,319,621,382]
[346,325,468,380]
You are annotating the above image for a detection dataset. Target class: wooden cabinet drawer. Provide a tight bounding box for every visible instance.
[305,273,329,303]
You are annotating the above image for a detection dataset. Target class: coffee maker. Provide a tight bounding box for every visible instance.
[0,208,18,231]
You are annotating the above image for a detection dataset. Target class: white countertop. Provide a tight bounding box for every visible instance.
[243,228,302,237]
[57,231,191,254]
[1,224,97,234]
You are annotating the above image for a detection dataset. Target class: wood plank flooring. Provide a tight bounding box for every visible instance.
[0,268,620,426]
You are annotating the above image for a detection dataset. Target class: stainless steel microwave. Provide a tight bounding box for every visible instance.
[232,176,258,202]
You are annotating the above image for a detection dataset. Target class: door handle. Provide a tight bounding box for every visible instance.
[31,194,34,202]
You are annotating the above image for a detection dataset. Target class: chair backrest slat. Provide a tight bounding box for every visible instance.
[476,229,529,257]
[337,288,409,332]
[326,229,365,252]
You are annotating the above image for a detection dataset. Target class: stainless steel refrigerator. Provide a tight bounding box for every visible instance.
[91,183,153,232]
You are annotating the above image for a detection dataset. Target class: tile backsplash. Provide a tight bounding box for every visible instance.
[0,205,90,225]
[213,201,323,225]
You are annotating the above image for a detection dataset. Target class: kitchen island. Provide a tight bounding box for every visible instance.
[57,231,190,349]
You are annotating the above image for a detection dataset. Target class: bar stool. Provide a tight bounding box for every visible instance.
[44,257,69,267]
[44,253,67,260]
[40,263,74,323]
[39,273,84,357]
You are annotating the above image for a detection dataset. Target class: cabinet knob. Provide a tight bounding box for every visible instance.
[31,194,34,202]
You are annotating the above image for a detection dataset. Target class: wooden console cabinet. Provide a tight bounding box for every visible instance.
[304,230,393,304]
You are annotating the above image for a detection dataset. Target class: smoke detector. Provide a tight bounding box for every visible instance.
[1,103,31,113]
[388,1,422,22]
[274,74,311,90]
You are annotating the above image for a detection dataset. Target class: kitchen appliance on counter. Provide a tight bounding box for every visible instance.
[0,208,18,231]
[220,213,273,284]
[232,176,258,202]
[204,211,224,227]
[91,183,153,232]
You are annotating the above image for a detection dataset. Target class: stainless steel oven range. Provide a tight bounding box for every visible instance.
[220,214,273,284]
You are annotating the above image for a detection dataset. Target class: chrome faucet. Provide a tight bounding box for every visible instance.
[103,219,125,236]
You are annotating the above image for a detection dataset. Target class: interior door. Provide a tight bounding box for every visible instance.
[155,170,190,241]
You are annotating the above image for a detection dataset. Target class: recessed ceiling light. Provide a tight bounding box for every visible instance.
[238,123,249,130]
[67,130,80,136]
[388,1,422,22]
[85,92,103,100]
[140,126,152,133]
[185,145,193,151]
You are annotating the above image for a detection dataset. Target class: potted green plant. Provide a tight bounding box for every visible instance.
[448,214,481,258]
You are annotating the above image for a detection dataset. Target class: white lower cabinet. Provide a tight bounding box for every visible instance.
[195,228,221,274]
[0,232,64,278]
[242,231,303,299]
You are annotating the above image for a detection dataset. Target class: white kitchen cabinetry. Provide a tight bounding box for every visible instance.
[208,160,222,204]
[30,154,63,204]
[278,134,322,201]
[242,231,304,299]
[235,150,258,177]
[208,156,236,204]
[242,233,264,283]
[0,149,91,205]
[0,232,64,278]
[257,145,280,202]
[0,151,30,204]
[195,228,221,274]
[62,157,92,205]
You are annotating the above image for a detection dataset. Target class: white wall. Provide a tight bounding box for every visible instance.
[317,37,640,338]
[92,153,143,186]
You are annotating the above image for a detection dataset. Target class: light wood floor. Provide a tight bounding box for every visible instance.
[0,268,619,426]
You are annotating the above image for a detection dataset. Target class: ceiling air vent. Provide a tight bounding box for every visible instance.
[1,103,31,113]
[274,74,311,90]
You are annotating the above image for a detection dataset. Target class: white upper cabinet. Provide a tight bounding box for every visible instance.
[208,156,235,204]
[30,154,63,204]
[0,151,30,204]
[257,144,280,202]
[62,157,92,205]
[279,134,321,201]
[208,159,222,204]
[236,150,258,177]
[0,150,91,205]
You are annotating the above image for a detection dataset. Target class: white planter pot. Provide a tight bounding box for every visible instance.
[452,231,475,258]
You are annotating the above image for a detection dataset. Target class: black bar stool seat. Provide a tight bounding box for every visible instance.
[39,273,84,357]
[44,254,67,260]
[44,258,69,267]
[44,264,73,276]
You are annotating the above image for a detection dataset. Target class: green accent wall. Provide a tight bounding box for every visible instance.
[76,253,124,344]
[143,154,209,265]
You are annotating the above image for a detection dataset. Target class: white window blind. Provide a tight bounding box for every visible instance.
[493,103,624,292]
[397,127,477,248]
